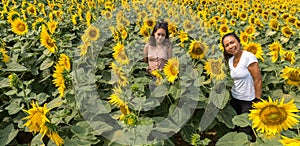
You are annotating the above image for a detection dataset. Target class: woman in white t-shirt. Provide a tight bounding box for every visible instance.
[222,32,262,142]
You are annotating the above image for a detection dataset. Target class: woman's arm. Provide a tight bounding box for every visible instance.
[248,62,262,99]
[143,44,148,63]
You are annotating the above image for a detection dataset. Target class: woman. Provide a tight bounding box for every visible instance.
[143,21,172,73]
[222,32,262,142]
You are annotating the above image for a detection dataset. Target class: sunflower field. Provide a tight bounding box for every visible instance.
[0,0,300,145]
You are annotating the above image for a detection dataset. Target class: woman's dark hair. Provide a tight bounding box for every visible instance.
[149,20,171,46]
[221,32,240,63]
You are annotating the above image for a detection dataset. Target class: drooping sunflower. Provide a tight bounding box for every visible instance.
[11,18,28,36]
[46,130,64,146]
[268,41,282,62]
[108,86,125,107]
[188,39,208,60]
[40,25,57,53]
[22,101,51,133]
[269,19,280,31]
[151,70,163,85]
[163,58,179,83]
[119,27,128,40]
[112,43,129,65]
[47,20,58,34]
[7,10,20,23]
[78,42,91,56]
[86,11,92,26]
[243,42,264,62]
[82,25,100,42]
[281,25,294,38]
[58,54,71,71]
[204,58,226,81]
[280,136,300,146]
[0,47,10,63]
[281,66,300,86]
[249,97,299,136]
[244,25,255,36]
[52,64,66,97]
[280,50,296,65]
[110,62,128,87]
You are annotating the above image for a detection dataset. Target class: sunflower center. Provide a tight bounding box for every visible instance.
[260,105,287,125]
[47,39,54,47]
[192,43,204,55]
[170,66,178,75]
[18,24,26,31]
[288,71,300,82]
[146,20,154,27]
[89,30,97,38]
[211,61,221,74]
[221,26,228,32]
[248,46,257,54]
[284,28,292,35]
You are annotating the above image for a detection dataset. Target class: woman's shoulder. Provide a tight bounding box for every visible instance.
[243,50,256,58]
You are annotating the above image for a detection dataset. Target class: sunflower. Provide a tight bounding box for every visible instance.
[240,32,249,45]
[295,20,300,30]
[22,101,51,133]
[0,47,10,63]
[280,50,295,64]
[204,58,226,81]
[188,39,208,60]
[119,27,128,40]
[47,20,58,34]
[58,54,71,71]
[183,19,194,32]
[218,24,231,36]
[163,58,179,83]
[102,10,112,19]
[280,136,300,146]
[230,19,236,26]
[268,41,282,62]
[281,13,290,21]
[178,30,189,44]
[244,25,255,36]
[144,18,156,29]
[286,16,297,25]
[112,43,129,65]
[40,25,57,53]
[249,97,299,136]
[108,86,125,107]
[243,42,264,62]
[168,22,178,36]
[78,42,91,56]
[82,25,100,42]
[86,11,91,26]
[52,64,66,97]
[269,19,280,31]
[254,18,264,29]
[46,130,64,146]
[7,10,20,23]
[27,4,37,16]
[140,25,150,38]
[151,70,163,85]
[110,62,128,87]
[281,66,300,86]
[71,14,78,25]
[239,11,248,21]
[248,14,256,25]
[281,25,294,38]
[11,18,28,36]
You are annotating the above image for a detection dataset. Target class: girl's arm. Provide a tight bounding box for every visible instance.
[167,45,172,59]
[248,62,262,99]
[143,44,148,63]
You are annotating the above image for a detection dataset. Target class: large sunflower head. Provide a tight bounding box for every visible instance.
[22,101,51,133]
[163,58,179,83]
[204,58,226,81]
[281,66,300,86]
[112,42,129,65]
[249,97,300,136]
[11,18,28,36]
[281,25,294,38]
[188,39,208,60]
[243,42,264,62]
[82,25,100,42]
[269,19,280,31]
[245,25,255,36]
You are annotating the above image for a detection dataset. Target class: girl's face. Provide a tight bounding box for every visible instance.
[222,35,241,55]
[154,28,166,44]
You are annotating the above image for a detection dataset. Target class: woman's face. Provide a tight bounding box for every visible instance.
[154,28,166,44]
[222,35,241,55]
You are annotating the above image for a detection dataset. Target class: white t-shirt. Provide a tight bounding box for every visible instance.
[229,51,258,101]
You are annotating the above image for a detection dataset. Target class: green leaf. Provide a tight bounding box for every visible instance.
[0,124,18,146]
[47,97,63,109]
[232,113,251,127]
[216,132,250,146]
[40,58,54,70]
[151,85,168,97]
[4,62,28,72]
[4,98,24,115]
[31,134,45,146]
[0,77,10,88]
[216,105,235,129]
